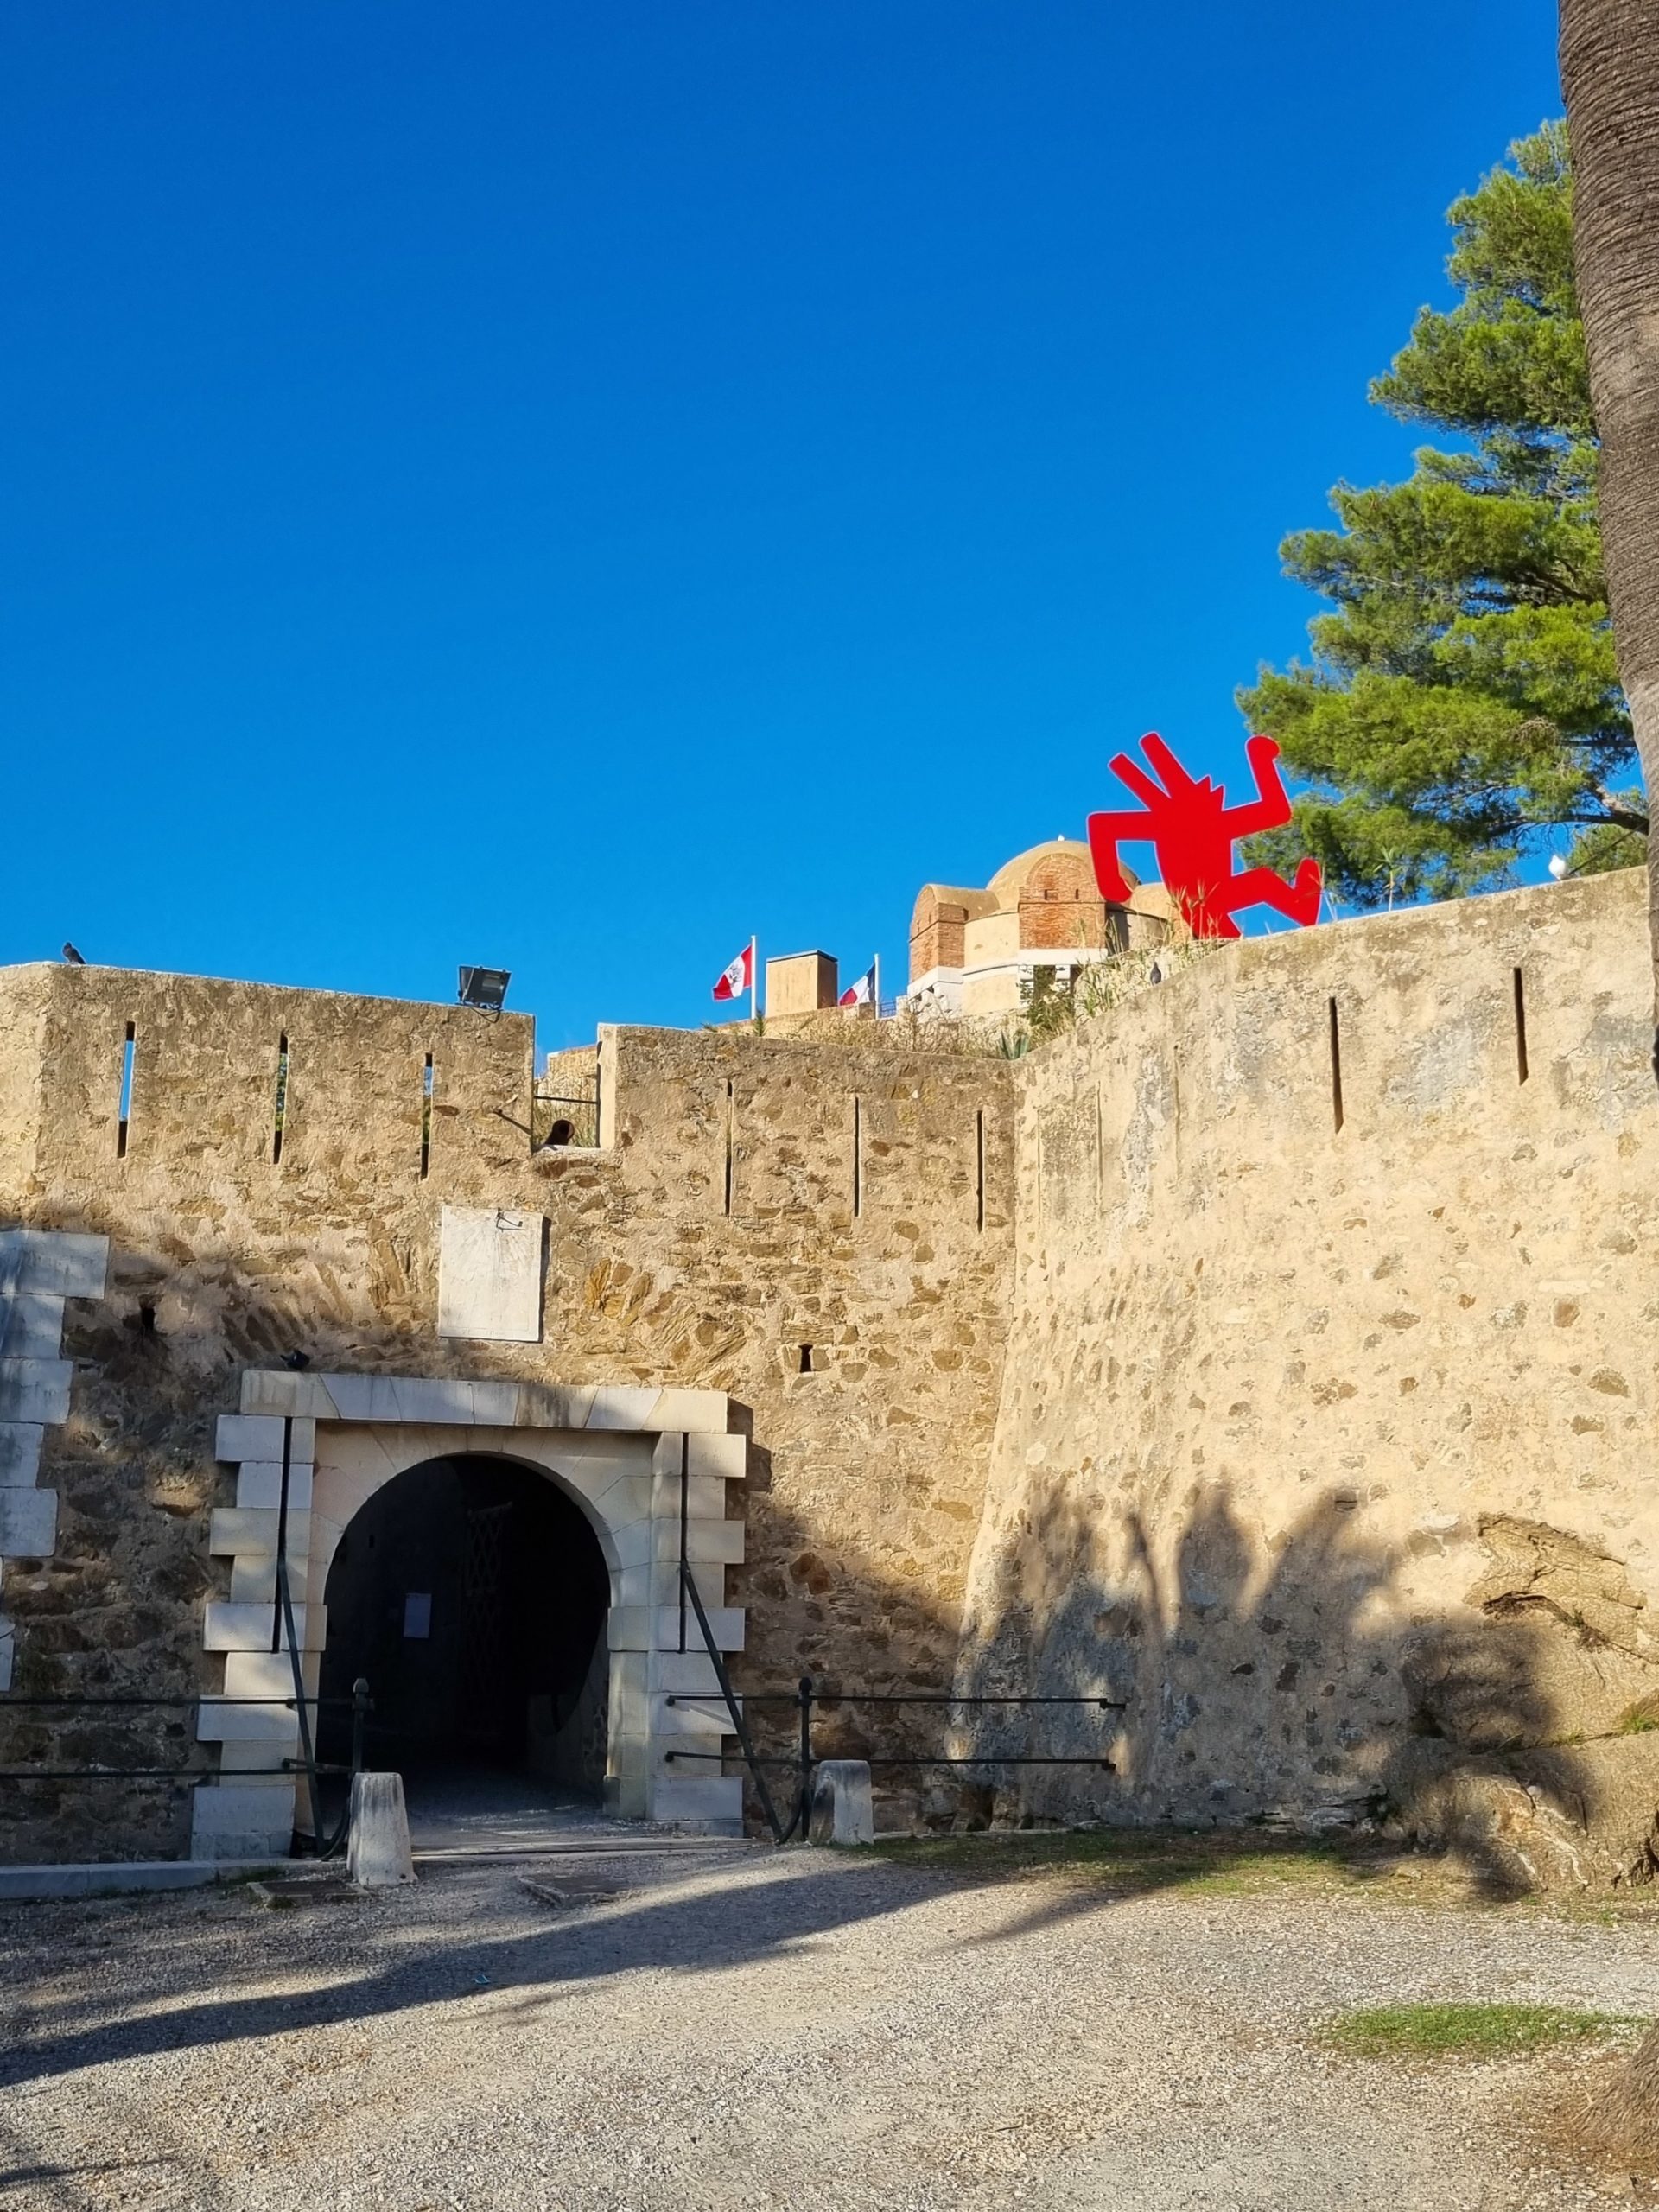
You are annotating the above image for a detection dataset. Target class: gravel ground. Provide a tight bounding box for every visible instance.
[0,1844,1655,2211]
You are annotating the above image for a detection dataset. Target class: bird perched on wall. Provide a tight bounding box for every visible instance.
[60,942,85,964]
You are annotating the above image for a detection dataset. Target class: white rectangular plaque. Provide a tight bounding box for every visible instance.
[437,1205,544,1343]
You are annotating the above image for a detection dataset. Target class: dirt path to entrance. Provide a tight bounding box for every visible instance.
[0,1840,1654,2209]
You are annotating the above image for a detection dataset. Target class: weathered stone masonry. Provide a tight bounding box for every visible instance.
[0,869,1656,1878]
[958,869,1659,1884]
[0,964,1014,1860]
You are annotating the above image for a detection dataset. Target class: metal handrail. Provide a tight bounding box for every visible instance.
[0,1680,371,1794]
[664,1675,1126,1840]
[677,1690,1127,1708]
[0,1694,356,1708]
[665,1754,1120,1768]
[676,1560,787,1844]
[0,1764,357,1781]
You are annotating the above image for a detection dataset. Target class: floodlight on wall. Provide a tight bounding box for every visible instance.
[458,966,511,1012]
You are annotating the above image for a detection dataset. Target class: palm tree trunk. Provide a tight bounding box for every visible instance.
[1561,3,1659,1056]
[1560,10,1659,2150]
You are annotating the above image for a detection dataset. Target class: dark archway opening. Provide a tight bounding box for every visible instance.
[317,1455,610,1802]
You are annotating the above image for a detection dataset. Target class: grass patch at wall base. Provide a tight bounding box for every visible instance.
[1327,2003,1641,2060]
[870,1827,1361,1897]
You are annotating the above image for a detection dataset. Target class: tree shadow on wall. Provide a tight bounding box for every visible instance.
[15,1227,1659,1905]
[951,1478,1659,1900]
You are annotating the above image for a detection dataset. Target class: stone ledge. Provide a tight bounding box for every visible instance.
[238,1370,729,1433]
[0,1858,285,1901]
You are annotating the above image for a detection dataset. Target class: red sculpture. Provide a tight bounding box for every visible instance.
[1087,732,1323,940]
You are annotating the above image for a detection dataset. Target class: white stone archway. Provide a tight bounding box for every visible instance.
[191,1370,746,1859]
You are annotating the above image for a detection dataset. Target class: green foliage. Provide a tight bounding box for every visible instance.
[1241,122,1647,905]
[1019,964,1077,1043]
[1004,940,1224,1058]
[1326,2002,1638,2060]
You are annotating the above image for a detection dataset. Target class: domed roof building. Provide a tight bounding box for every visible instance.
[904,837,1173,1017]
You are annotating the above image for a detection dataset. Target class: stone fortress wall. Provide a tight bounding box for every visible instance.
[0,962,1014,1859]
[957,869,1659,1884]
[0,868,1654,1876]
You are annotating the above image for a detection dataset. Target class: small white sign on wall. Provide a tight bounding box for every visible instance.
[437,1205,545,1343]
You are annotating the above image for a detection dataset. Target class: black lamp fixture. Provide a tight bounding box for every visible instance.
[458,966,511,1013]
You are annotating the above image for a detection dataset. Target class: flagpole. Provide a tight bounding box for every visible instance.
[750,935,758,1031]
[874,951,880,1018]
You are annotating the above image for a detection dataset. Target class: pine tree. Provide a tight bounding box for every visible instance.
[1240,123,1646,907]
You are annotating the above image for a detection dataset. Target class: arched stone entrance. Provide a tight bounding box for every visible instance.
[316,1453,612,1791]
[191,1370,745,1860]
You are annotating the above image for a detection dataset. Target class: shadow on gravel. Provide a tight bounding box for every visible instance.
[0,1819,1534,2092]
[0,1856,944,2087]
[0,2148,182,2194]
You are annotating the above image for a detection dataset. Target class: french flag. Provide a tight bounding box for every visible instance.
[712,939,755,1002]
[839,959,877,1007]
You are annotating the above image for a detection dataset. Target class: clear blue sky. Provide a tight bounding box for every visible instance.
[2,2,1561,1047]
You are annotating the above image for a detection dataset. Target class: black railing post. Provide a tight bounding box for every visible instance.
[275,1554,323,1849]
[797,1675,814,1843]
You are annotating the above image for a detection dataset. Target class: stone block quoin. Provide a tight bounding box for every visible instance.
[0,1229,109,1690]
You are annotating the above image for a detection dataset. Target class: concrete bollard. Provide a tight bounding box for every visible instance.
[809,1758,874,1846]
[346,1771,416,1886]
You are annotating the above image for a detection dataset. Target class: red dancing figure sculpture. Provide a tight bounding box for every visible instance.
[1086,731,1324,940]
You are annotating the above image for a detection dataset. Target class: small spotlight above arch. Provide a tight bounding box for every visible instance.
[458,966,511,1012]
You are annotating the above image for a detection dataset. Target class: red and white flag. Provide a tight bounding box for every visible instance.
[712,939,755,1002]
[839,959,877,1007]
